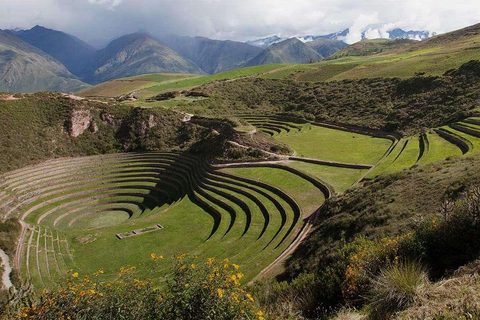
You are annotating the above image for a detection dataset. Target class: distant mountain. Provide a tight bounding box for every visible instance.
[245,38,323,67]
[387,28,431,40]
[318,28,432,42]
[306,38,348,57]
[161,35,262,74]
[0,30,88,93]
[14,26,96,77]
[246,36,287,49]
[85,33,203,84]
[247,28,432,48]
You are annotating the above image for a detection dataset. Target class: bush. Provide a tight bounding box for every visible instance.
[341,234,412,307]
[367,261,429,320]
[403,185,480,277]
[2,255,264,320]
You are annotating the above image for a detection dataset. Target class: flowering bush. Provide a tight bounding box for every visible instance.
[341,234,412,306]
[3,254,264,320]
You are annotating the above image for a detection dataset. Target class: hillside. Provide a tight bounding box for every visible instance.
[1,57,480,319]
[162,35,262,74]
[0,30,88,93]
[268,23,480,82]
[245,38,323,66]
[193,60,480,135]
[85,33,204,84]
[15,25,96,78]
[306,38,348,57]
[328,38,416,58]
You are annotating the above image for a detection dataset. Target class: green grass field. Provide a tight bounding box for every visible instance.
[143,65,287,93]
[273,123,392,164]
[285,161,368,193]
[418,132,463,164]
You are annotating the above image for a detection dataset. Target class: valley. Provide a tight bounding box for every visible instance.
[1,17,480,320]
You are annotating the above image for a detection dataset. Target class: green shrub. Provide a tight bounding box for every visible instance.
[403,185,480,277]
[367,261,429,320]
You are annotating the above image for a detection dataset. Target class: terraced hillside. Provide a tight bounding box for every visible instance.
[236,115,480,182]
[0,151,332,288]
[4,109,480,297]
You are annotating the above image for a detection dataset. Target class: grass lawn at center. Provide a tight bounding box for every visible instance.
[274,124,392,165]
[69,197,212,280]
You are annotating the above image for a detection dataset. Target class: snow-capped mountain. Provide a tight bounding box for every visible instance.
[247,28,433,48]
[246,35,287,49]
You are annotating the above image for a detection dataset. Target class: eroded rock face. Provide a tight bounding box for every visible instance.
[68,109,93,137]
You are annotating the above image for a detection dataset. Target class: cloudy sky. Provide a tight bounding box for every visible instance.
[0,0,479,47]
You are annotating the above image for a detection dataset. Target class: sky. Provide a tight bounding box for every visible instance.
[0,0,479,47]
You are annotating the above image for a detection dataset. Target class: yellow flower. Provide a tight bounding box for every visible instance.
[232,264,240,269]
[191,264,196,269]
[217,288,225,298]
[246,293,254,302]
[207,257,215,265]
[89,289,96,295]
[177,253,186,261]
[72,272,79,278]
[185,283,189,288]
[151,253,164,261]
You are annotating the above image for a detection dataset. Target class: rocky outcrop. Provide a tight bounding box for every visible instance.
[66,109,97,137]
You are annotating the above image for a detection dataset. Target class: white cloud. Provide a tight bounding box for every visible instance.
[88,0,123,10]
[0,0,479,46]
[339,13,381,43]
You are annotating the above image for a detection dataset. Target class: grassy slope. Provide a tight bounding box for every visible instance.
[273,124,392,164]
[265,24,480,82]
[0,93,198,174]
[78,73,197,98]
[78,65,287,99]
[283,154,480,279]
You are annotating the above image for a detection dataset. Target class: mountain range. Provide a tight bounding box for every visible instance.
[0,25,432,92]
[246,28,432,48]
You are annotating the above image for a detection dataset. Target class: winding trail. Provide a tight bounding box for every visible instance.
[0,248,14,289]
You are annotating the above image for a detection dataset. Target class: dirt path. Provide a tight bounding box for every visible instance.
[252,207,320,282]
[0,248,14,290]
[0,95,22,101]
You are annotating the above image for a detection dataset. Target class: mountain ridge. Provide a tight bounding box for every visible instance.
[0,29,88,93]
[161,35,262,74]
[245,38,323,66]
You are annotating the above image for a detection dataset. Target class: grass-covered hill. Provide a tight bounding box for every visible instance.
[257,153,480,319]
[192,60,480,135]
[0,30,88,93]
[328,38,415,58]
[0,93,206,174]
[263,22,480,82]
